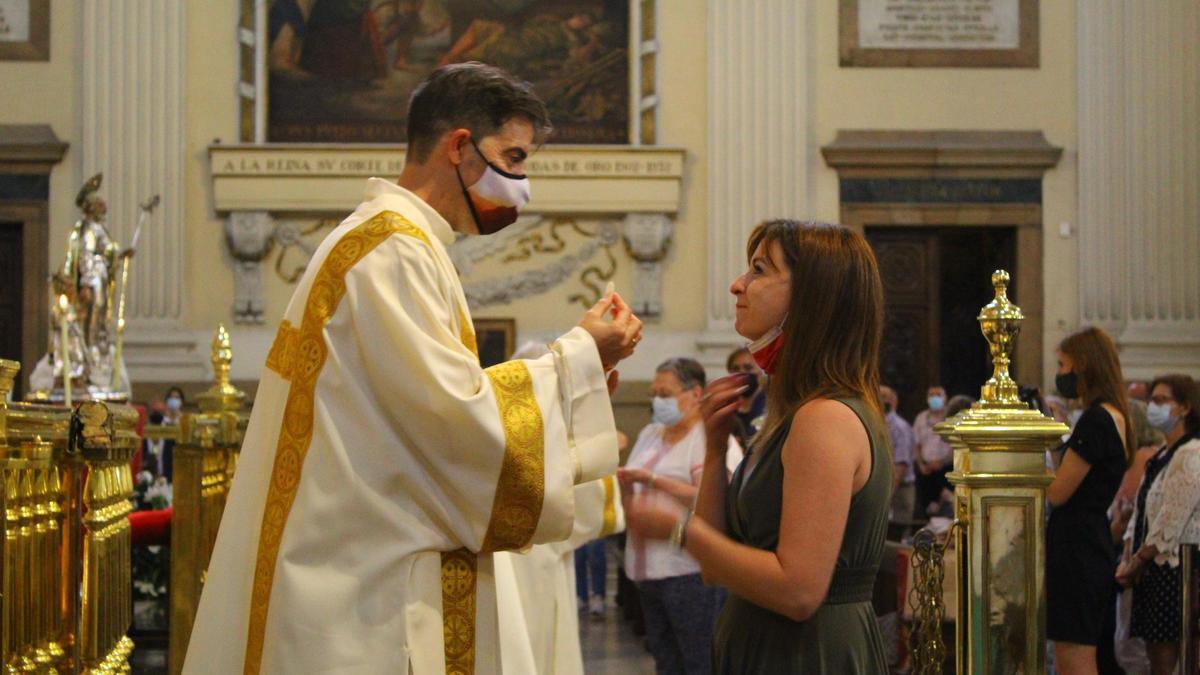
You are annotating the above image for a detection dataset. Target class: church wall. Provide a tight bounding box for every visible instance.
[809,0,1079,390]
[5,2,1168,400]
[0,0,80,274]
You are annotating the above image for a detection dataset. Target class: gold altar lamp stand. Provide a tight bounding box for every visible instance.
[158,325,247,675]
[0,361,138,674]
[909,271,1069,675]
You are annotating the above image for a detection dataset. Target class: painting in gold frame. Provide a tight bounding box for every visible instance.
[0,0,49,61]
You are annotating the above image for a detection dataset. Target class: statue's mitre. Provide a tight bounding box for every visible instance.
[75,173,104,208]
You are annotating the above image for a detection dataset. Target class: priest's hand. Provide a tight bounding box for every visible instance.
[579,291,642,371]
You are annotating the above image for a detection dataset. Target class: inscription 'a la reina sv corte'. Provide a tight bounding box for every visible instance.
[215,149,683,179]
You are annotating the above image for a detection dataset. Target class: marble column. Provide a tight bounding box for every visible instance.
[1078,0,1200,378]
[701,0,812,367]
[81,1,207,382]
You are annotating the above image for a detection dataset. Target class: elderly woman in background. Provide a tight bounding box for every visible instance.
[1117,374,1200,675]
[618,357,734,675]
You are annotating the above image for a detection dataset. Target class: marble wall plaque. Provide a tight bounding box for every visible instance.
[840,0,1037,68]
[859,0,1019,50]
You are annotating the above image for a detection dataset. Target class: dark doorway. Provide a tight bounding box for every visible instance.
[867,226,1017,420]
[0,221,23,396]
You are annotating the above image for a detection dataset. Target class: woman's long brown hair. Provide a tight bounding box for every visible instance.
[1059,327,1135,464]
[747,220,884,449]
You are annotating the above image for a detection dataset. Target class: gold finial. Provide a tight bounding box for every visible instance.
[212,324,233,388]
[977,269,1024,406]
[199,324,245,413]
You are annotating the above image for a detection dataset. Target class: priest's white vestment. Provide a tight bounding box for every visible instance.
[183,178,617,675]
[497,475,624,674]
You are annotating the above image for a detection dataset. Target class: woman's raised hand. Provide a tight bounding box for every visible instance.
[700,374,751,455]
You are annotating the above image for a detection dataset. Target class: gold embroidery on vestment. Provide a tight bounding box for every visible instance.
[479,360,545,553]
[265,320,299,380]
[601,475,618,537]
[458,307,479,359]
[440,548,477,675]
[244,211,430,674]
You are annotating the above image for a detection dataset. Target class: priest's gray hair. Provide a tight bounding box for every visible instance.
[656,357,707,392]
[406,62,553,163]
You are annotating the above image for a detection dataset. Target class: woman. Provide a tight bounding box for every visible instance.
[726,347,767,451]
[1116,374,1200,675]
[1046,327,1133,674]
[618,357,725,675]
[626,220,890,672]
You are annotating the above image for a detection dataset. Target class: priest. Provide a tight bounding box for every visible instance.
[184,63,642,674]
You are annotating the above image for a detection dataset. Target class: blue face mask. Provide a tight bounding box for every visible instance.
[928,395,945,412]
[166,397,182,412]
[652,396,685,427]
[1147,402,1180,433]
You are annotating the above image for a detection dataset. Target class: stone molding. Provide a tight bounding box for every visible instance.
[821,130,1062,176]
[0,125,68,172]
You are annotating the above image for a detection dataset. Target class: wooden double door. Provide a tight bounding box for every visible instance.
[867,226,1017,421]
[0,222,22,383]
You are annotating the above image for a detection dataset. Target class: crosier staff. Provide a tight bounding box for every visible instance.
[110,194,159,391]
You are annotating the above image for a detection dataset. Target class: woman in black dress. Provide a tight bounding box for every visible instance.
[1046,327,1133,674]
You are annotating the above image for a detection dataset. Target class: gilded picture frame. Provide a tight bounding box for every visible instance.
[0,0,49,61]
[239,0,660,146]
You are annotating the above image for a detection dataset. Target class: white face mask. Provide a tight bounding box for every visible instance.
[457,139,531,235]
[652,396,685,427]
[1147,402,1180,433]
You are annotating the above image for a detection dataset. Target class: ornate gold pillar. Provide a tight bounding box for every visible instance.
[168,326,247,675]
[934,271,1068,674]
[1,359,138,675]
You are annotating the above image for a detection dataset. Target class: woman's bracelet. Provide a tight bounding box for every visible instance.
[669,509,694,550]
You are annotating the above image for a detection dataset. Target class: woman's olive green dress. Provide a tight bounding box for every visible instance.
[713,397,891,674]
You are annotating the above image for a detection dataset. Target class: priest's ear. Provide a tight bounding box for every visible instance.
[444,128,473,166]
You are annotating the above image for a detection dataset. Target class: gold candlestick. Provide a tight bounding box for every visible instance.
[57,295,72,408]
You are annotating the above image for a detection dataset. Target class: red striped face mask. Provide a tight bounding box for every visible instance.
[748,320,786,374]
[456,139,531,236]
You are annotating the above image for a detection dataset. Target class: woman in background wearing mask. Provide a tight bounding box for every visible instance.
[1116,374,1200,675]
[913,385,952,517]
[617,357,733,675]
[1046,327,1134,674]
[144,386,185,479]
[163,386,184,423]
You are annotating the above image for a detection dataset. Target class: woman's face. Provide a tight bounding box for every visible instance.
[1150,383,1188,423]
[651,371,700,415]
[730,239,792,341]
